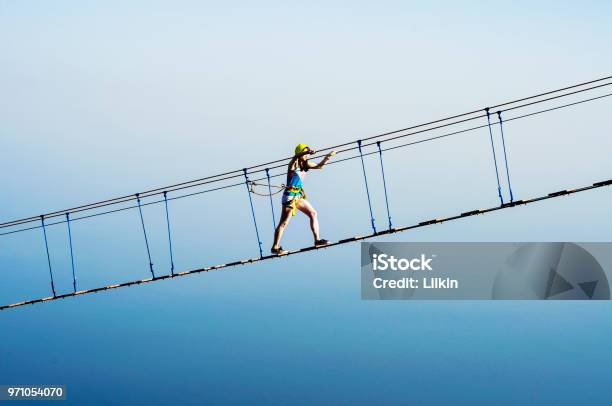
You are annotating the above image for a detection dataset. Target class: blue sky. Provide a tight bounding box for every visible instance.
[1,2,612,404]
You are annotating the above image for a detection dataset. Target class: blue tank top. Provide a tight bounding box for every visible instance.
[285,169,306,195]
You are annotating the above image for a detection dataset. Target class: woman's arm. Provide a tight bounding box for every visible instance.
[307,150,336,169]
[289,148,314,169]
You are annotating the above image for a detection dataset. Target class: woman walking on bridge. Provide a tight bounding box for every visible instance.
[271,144,336,255]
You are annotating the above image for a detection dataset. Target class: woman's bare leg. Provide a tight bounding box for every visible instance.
[297,199,320,242]
[272,206,294,249]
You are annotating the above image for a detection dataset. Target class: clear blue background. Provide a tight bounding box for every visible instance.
[1,1,611,404]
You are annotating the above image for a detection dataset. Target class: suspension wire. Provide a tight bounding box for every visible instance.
[153,80,612,183]
[1,83,612,309]
[163,192,175,276]
[357,140,377,234]
[252,81,612,174]
[177,87,612,196]
[1,180,250,237]
[324,82,612,159]
[366,91,612,160]
[497,111,514,202]
[2,89,612,238]
[3,90,612,238]
[66,213,77,292]
[4,177,611,311]
[376,141,393,230]
[70,82,612,197]
[136,193,155,278]
[266,76,612,159]
[232,81,612,185]
[265,168,277,229]
[243,169,264,257]
[40,215,56,296]
[485,108,504,205]
[2,77,611,230]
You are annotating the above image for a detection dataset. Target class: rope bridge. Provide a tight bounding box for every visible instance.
[1,75,611,311]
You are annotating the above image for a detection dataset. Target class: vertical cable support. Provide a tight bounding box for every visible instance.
[265,168,277,229]
[357,140,377,234]
[136,193,155,278]
[243,169,264,257]
[66,213,77,292]
[497,111,514,203]
[163,191,175,275]
[40,215,56,296]
[376,141,393,230]
[485,107,504,205]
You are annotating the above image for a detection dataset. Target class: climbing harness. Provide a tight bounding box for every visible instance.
[284,186,306,216]
[249,178,304,217]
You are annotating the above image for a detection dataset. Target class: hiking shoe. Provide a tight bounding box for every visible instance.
[271,246,288,255]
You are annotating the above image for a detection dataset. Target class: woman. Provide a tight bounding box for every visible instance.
[271,143,336,255]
